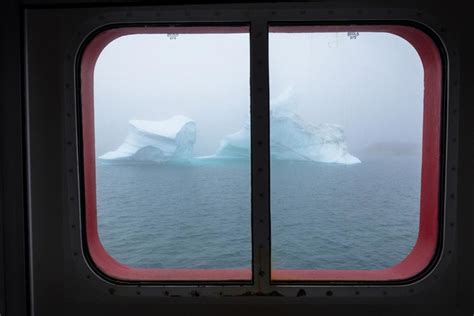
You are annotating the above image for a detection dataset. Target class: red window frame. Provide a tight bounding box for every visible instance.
[80,26,252,281]
[80,24,442,282]
[268,25,442,282]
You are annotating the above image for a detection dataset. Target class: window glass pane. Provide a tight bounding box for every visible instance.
[269,29,423,271]
[93,29,251,271]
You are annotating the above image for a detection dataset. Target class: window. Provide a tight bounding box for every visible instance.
[268,25,442,281]
[81,26,252,281]
[80,24,442,283]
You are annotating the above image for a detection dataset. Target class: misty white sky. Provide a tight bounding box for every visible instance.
[93,31,423,157]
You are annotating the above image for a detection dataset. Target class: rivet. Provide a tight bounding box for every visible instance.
[296,289,306,297]
[326,290,333,296]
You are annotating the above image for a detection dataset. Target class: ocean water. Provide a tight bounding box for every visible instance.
[96,154,420,270]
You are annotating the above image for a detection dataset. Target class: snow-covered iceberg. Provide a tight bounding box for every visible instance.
[99,115,196,163]
[214,88,361,164]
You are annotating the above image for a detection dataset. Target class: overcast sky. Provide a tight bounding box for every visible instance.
[93,31,423,157]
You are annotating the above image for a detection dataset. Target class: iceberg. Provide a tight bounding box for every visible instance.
[211,121,251,160]
[99,115,196,163]
[214,88,361,164]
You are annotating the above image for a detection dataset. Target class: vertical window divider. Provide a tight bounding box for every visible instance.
[250,19,271,292]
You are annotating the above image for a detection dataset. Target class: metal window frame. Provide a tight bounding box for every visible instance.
[30,2,458,298]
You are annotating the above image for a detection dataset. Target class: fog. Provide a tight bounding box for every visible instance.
[93,31,423,157]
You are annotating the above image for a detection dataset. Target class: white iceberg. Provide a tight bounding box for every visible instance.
[214,87,361,164]
[99,115,196,163]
